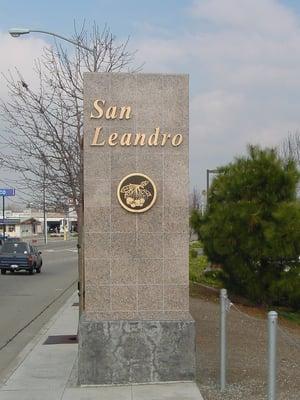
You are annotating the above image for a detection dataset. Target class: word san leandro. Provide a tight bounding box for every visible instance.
[90,100,183,147]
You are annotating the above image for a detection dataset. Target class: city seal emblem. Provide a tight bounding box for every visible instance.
[117,173,157,213]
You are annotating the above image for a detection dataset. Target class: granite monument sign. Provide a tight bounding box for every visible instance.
[78,73,195,384]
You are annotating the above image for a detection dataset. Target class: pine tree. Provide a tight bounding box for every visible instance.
[200,145,300,308]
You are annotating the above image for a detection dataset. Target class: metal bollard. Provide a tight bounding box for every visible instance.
[220,288,227,391]
[268,311,278,400]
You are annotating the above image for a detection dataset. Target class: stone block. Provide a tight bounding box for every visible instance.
[84,233,110,259]
[84,179,111,208]
[85,285,110,313]
[110,73,137,104]
[84,149,111,180]
[111,149,136,180]
[110,257,137,285]
[164,285,189,311]
[164,233,189,259]
[111,207,136,233]
[161,75,189,130]
[111,286,137,312]
[138,285,163,311]
[164,179,188,208]
[136,259,163,285]
[136,74,163,107]
[85,258,110,285]
[164,258,189,285]
[78,316,195,385]
[81,73,193,385]
[164,207,189,233]
[84,207,110,233]
[136,153,164,181]
[83,72,110,101]
[137,233,163,259]
[164,153,188,182]
[111,233,137,258]
[136,206,163,233]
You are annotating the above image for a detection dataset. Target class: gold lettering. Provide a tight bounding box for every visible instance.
[148,127,160,146]
[90,99,105,119]
[119,106,131,120]
[108,132,118,146]
[161,133,171,146]
[133,133,146,146]
[91,127,105,146]
[106,106,117,120]
[120,133,132,146]
[171,134,183,147]
[90,125,184,148]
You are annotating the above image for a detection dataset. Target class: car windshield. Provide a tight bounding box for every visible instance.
[1,242,28,254]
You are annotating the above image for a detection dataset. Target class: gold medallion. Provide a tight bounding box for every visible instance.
[117,173,157,213]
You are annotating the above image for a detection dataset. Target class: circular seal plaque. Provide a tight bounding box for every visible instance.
[117,173,157,213]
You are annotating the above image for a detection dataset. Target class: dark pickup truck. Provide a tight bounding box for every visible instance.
[0,241,42,275]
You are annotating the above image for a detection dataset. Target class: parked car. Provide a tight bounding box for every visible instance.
[0,236,21,247]
[0,241,42,275]
[0,234,8,248]
[5,237,21,243]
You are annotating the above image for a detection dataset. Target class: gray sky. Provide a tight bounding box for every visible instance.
[1,0,300,206]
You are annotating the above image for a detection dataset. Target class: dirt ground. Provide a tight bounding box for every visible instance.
[190,284,300,400]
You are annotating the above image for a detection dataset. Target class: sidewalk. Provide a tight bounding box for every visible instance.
[0,293,204,400]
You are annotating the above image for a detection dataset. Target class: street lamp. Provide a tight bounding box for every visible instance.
[9,27,93,245]
[9,28,94,53]
[206,169,218,199]
[9,26,88,311]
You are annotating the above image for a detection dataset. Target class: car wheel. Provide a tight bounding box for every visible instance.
[28,267,34,275]
[1,269,6,275]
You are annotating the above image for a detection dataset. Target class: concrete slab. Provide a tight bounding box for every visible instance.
[63,386,132,400]
[132,382,204,400]
[48,306,78,334]
[3,345,77,390]
[0,389,63,400]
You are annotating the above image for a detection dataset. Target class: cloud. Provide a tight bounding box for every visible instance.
[133,0,300,189]
[189,0,297,36]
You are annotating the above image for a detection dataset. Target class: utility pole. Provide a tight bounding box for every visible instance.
[43,166,47,245]
[0,189,15,237]
[2,195,5,238]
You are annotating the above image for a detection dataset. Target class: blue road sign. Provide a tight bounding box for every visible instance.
[0,188,15,196]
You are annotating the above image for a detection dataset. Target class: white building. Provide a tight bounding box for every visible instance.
[1,208,77,238]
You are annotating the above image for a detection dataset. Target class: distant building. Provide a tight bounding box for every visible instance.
[0,217,41,238]
[1,208,77,238]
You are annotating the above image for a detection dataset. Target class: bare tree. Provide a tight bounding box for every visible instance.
[189,187,201,211]
[0,23,138,225]
[279,131,300,167]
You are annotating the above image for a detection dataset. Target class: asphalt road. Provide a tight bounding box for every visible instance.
[0,239,78,382]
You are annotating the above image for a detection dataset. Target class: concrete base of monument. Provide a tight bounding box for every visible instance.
[78,314,196,385]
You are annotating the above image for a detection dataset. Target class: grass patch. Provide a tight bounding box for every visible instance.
[276,309,300,325]
[189,241,222,288]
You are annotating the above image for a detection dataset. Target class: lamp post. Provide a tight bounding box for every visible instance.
[206,169,219,206]
[9,26,88,312]
[9,28,93,53]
